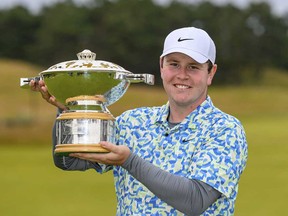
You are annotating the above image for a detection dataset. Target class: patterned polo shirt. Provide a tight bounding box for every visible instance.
[103,96,248,215]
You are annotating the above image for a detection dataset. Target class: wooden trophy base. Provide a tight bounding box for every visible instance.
[54,144,109,156]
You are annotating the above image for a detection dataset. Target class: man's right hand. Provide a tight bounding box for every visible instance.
[29,79,67,111]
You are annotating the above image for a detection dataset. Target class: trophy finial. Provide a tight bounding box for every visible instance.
[77,49,96,61]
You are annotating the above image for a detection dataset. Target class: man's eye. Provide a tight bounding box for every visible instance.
[170,63,179,67]
[188,65,199,70]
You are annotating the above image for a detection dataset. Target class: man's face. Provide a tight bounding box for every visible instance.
[160,52,217,109]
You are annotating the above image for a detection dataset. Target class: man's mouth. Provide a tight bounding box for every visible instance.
[174,84,191,89]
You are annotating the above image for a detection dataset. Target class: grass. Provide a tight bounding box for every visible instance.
[1,59,288,215]
[0,145,116,216]
[236,114,288,215]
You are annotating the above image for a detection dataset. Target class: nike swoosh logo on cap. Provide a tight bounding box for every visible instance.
[178,37,194,42]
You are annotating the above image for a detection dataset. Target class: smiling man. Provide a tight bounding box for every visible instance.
[31,27,248,216]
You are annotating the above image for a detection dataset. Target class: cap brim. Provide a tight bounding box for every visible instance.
[160,48,209,64]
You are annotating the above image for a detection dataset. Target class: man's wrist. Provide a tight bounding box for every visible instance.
[121,152,135,169]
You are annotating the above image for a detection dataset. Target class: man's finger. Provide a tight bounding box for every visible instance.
[99,141,117,152]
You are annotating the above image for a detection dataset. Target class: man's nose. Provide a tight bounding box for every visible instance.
[177,67,189,79]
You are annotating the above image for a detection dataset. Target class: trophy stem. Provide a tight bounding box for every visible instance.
[65,95,109,112]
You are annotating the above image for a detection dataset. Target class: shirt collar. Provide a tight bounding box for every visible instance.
[155,96,214,128]
[155,101,170,124]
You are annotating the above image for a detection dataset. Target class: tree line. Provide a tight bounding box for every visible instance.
[1,0,287,85]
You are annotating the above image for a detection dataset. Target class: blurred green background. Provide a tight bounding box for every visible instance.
[1,0,288,215]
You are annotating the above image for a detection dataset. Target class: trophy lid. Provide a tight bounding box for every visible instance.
[40,49,130,74]
[35,49,154,106]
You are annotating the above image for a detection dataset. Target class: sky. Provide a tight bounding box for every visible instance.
[0,0,287,16]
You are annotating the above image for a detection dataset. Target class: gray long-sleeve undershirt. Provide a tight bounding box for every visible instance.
[122,153,221,216]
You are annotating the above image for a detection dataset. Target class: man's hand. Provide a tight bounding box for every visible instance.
[69,141,131,166]
[29,79,67,110]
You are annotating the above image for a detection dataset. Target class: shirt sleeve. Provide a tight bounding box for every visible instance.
[189,124,248,197]
[122,153,221,216]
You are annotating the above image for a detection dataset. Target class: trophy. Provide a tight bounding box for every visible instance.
[20,49,154,155]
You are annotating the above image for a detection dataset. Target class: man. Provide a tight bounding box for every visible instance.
[31,27,248,215]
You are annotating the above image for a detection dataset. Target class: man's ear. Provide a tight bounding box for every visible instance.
[160,57,164,69]
[207,64,217,86]
[159,57,164,77]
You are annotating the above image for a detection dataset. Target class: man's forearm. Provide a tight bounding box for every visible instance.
[122,153,221,215]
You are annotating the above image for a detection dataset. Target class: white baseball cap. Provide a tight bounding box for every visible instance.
[160,27,216,64]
